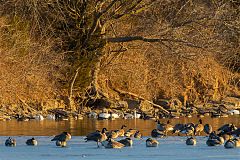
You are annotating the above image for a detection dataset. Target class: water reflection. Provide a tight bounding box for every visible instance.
[0,115,239,136]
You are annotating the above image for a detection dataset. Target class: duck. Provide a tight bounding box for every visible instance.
[26,137,38,146]
[186,137,196,145]
[151,129,165,138]
[102,137,125,149]
[85,128,108,147]
[146,138,159,147]
[118,138,133,147]
[194,119,204,136]
[51,132,71,147]
[203,124,212,135]
[224,138,240,149]
[134,130,142,139]
[5,137,16,147]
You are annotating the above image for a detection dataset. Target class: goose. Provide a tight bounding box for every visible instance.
[118,138,133,147]
[125,129,137,137]
[224,138,240,148]
[146,138,159,147]
[230,128,240,137]
[218,124,237,133]
[186,137,196,145]
[218,133,234,141]
[51,132,71,142]
[151,129,165,138]
[206,137,224,146]
[51,132,71,147]
[5,137,16,147]
[26,137,38,146]
[156,120,173,136]
[203,124,212,135]
[56,140,67,147]
[102,137,125,149]
[134,130,142,139]
[106,130,119,139]
[16,114,30,121]
[117,125,127,137]
[172,123,185,135]
[85,128,108,147]
[206,132,224,146]
[179,124,195,136]
[194,119,204,136]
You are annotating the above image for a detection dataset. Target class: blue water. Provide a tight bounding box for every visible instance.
[0,136,239,160]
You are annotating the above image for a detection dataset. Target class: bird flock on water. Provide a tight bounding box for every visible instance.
[4,119,240,149]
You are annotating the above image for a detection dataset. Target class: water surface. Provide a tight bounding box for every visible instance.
[0,115,239,136]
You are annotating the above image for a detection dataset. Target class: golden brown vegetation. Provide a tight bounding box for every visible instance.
[0,0,239,112]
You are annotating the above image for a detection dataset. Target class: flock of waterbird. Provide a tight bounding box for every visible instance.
[3,119,240,149]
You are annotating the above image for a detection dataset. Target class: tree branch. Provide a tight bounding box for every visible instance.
[106,36,204,48]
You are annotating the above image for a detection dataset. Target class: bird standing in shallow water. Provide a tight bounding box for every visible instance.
[26,137,38,146]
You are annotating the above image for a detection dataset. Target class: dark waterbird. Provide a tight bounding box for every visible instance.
[51,132,71,147]
[26,137,37,146]
[118,138,133,147]
[186,137,196,145]
[85,128,108,147]
[5,137,16,147]
[151,129,165,138]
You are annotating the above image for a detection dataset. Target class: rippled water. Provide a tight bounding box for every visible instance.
[0,115,239,136]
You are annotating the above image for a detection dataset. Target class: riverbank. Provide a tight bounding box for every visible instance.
[0,97,239,122]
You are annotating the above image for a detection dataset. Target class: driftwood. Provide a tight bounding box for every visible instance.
[18,98,37,114]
